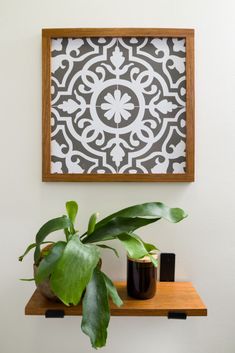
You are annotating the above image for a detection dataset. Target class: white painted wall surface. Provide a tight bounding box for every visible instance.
[0,0,235,352]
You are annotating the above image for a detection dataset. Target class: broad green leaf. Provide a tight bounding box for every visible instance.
[35,241,66,284]
[50,236,100,305]
[102,272,123,307]
[35,216,71,244]
[119,233,158,267]
[84,202,187,243]
[117,233,149,259]
[132,233,159,252]
[83,216,158,243]
[87,212,99,236]
[34,216,71,263]
[95,202,187,229]
[143,242,159,252]
[19,241,54,262]
[97,244,119,257]
[81,268,110,348]
[66,201,78,224]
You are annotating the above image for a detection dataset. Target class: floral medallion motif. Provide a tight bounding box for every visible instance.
[51,37,186,174]
[101,89,134,124]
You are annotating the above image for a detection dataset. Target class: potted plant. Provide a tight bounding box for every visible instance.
[19,201,187,349]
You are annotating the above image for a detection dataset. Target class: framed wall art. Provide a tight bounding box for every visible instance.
[42,28,194,182]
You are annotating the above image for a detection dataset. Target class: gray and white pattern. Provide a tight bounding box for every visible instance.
[51,37,186,174]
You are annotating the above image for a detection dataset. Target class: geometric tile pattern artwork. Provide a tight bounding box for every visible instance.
[51,37,186,174]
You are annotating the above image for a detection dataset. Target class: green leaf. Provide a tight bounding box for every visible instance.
[95,202,187,229]
[87,212,99,236]
[143,242,158,252]
[83,216,158,243]
[19,241,54,261]
[132,233,159,252]
[35,241,66,284]
[118,233,158,267]
[34,246,41,265]
[148,253,158,267]
[81,268,110,348]
[97,244,119,257]
[35,216,71,244]
[64,228,70,242]
[66,201,78,234]
[50,236,100,305]
[66,201,78,224]
[117,233,149,259]
[84,202,187,243]
[20,278,35,281]
[102,272,123,307]
[34,216,71,263]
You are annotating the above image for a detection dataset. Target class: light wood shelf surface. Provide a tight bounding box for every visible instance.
[25,282,207,317]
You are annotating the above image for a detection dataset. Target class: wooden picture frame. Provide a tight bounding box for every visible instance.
[42,28,194,182]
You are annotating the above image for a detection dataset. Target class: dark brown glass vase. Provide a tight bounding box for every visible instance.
[127,255,157,300]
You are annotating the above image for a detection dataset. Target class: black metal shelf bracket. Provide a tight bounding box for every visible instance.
[45,309,65,318]
[168,312,187,320]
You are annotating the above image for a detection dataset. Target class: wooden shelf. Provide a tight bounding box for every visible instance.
[25,282,207,317]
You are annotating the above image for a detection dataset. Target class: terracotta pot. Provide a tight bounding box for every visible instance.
[33,243,59,301]
[34,265,59,301]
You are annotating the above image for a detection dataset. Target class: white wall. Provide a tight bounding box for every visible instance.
[1,0,235,352]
